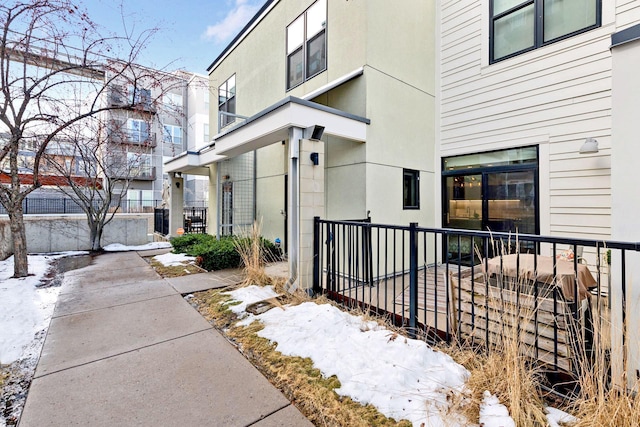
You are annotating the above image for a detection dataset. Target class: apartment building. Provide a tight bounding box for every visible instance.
[104,66,209,210]
[166,0,436,238]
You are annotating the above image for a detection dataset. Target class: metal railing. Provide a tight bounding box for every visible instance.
[313,217,638,387]
[0,198,163,215]
[183,207,207,234]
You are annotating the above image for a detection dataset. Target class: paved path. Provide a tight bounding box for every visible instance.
[19,250,312,427]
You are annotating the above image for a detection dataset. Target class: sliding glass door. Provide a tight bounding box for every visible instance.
[443,147,539,264]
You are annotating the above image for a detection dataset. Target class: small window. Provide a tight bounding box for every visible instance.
[403,169,420,209]
[163,92,183,111]
[218,74,236,127]
[162,124,183,145]
[286,0,327,89]
[490,0,600,63]
[126,119,149,143]
[203,123,209,144]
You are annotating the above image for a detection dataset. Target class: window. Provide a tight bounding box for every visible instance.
[203,123,209,144]
[490,0,600,63]
[218,74,236,128]
[128,86,152,108]
[126,119,149,143]
[442,147,539,263]
[403,169,420,209]
[163,92,183,111]
[286,0,326,89]
[162,124,183,145]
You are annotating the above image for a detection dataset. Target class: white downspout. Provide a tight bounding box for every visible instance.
[286,127,302,292]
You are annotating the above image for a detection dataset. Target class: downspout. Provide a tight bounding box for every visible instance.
[286,127,302,292]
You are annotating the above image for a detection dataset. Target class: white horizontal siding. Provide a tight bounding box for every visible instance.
[438,0,636,241]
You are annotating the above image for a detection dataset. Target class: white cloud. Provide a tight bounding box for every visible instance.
[202,0,261,44]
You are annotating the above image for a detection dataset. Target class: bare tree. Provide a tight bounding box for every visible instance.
[0,0,169,277]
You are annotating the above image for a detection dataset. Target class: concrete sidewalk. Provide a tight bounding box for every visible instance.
[19,251,312,427]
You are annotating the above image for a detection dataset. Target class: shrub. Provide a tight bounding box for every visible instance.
[171,232,281,272]
[185,237,240,271]
[170,233,215,254]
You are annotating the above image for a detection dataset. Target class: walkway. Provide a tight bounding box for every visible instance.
[19,250,312,427]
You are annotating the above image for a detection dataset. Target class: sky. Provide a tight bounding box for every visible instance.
[81,0,267,74]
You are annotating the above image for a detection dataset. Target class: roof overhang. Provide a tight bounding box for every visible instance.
[213,96,369,158]
[163,151,216,175]
[163,97,369,172]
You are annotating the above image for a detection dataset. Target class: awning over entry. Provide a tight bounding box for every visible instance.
[164,96,369,173]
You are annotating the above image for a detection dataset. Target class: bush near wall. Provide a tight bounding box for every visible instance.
[170,234,280,271]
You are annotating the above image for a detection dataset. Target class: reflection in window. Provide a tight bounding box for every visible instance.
[286,0,326,89]
[218,74,236,127]
[490,0,599,63]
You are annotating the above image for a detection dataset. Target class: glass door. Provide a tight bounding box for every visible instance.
[444,174,483,264]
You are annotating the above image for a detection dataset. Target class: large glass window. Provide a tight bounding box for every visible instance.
[442,147,539,263]
[286,0,326,89]
[490,0,600,63]
[218,74,236,128]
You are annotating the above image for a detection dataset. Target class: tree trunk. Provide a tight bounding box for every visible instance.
[9,208,29,277]
[89,219,103,251]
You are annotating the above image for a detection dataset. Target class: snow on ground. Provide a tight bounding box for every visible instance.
[152,252,196,267]
[103,242,171,252]
[479,391,516,427]
[546,406,579,427]
[0,252,85,365]
[230,286,470,427]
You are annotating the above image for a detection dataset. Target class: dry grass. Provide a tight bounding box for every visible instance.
[191,288,411,427]
[148,258,205,278]
[441,284,548,426]
[234,221,274,288]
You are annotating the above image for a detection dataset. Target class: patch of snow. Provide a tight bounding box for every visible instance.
[546,406,578,427]
[224,286,279,317]
[152,252,195,267]
[0,252,83,365]
[479,390,516,427]
[1,251,88,427]
[103,242,171,252]
[227,286,470,427]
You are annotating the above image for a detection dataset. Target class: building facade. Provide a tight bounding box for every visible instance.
[104,67,209,210]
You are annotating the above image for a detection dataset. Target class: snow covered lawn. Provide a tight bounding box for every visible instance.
[224,285,528,427]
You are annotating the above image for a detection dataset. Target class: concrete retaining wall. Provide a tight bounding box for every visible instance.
[0,214,153,259]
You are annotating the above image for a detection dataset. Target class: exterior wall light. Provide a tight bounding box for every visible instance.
[310,152,319,165]
[303,125,325,141]
[579,137,599,154]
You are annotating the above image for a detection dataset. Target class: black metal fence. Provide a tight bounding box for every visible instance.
[154,208,169,235]
[152,207,208,235]
[0,198,164,215]
[313,217,638,388]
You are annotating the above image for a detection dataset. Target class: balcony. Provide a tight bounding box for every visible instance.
[107,165,156,181]
[107,130,157,148]
[108,89,156,114]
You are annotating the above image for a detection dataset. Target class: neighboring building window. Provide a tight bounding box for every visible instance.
[162,124,183,145]
[126,119,149,143]
[403,169,420,209]
[218,74,236,128]
[128,86,152,107]
[163,92,183,111]
[490,0,600,63]
[286,0,326,90]
[203,123,209,144]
